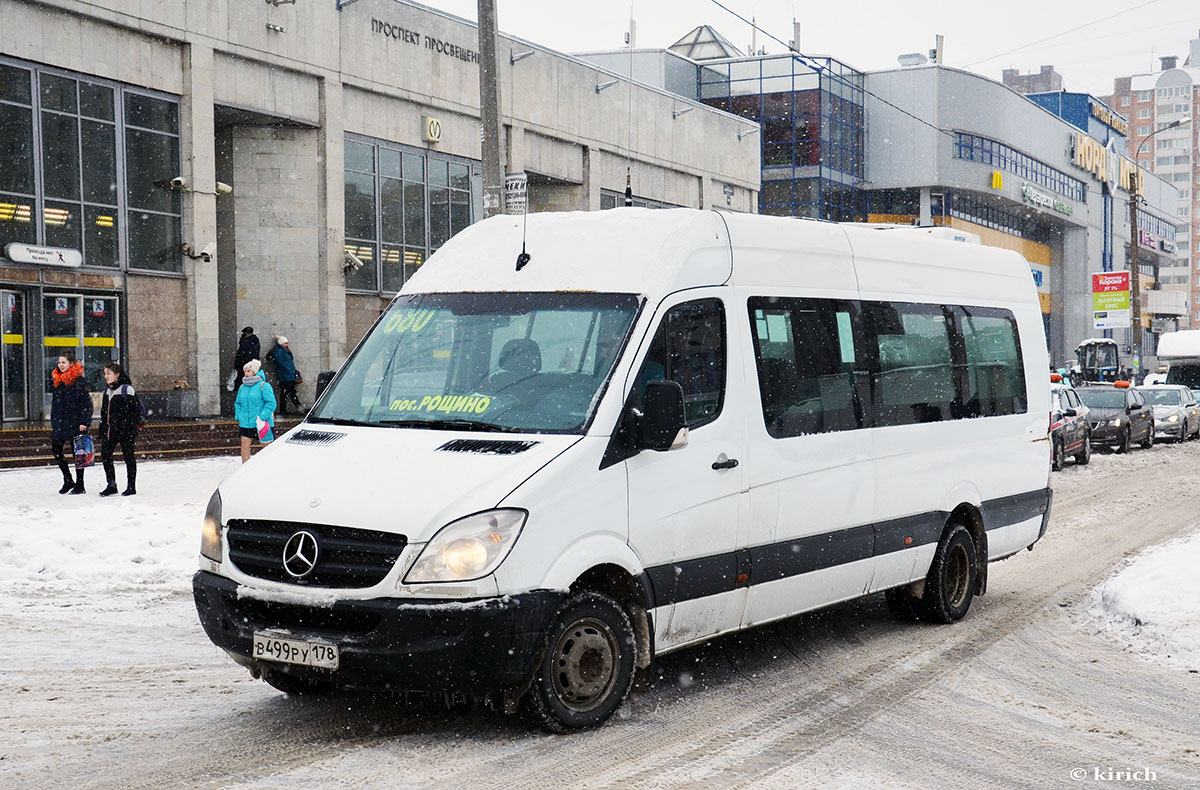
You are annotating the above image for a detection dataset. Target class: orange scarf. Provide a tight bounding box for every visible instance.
[52,361,84,388]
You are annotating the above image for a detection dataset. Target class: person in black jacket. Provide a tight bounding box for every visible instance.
[98,362,142,497]
[229,326,260,390]
[49,351,93,494]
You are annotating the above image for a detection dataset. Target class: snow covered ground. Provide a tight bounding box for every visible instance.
[1089,528,1200,671]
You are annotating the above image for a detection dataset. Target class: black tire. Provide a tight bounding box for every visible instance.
[1116,426,1131,454]
[921,524,976,624]
[1076,432,1091,465]
[261,666,338,697]
[885,586,923,621]
[1141,425,1154,449]
[525,592,636,733]
[1051,440,1064,472]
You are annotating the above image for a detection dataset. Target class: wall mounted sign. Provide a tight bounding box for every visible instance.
[54,297,68,315]
[504,172,527,216]
[370,18,479,63]
[1088,99,1129,137]
[4,243,82,267]
[1070,133,1141,194]
[1020,182,1073,215]
[1160,239,1178,254]
[423,116,442,144]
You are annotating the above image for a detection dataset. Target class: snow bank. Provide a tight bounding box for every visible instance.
[1090,529,1200,671]
[0,457,239,620]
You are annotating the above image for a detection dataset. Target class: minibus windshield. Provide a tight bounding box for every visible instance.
[311,292,641,434]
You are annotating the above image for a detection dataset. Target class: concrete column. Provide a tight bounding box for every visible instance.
[1061,226,1092,363]
[918,187,932,226]
[581,146,600,210]
[318,78,348,372]
[506,125,525,174]
[181,43,220,415]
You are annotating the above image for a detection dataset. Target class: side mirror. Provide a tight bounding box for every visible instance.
[638,380,688,451]
[1063,408,1077,417]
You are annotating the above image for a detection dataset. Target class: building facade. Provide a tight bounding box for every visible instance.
[867,65,1178,369]
[0,0,760,422]
[1107,33,1200,332]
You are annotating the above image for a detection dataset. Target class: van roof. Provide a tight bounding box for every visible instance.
[402,208,1038,308]
[1156,330,1200,359]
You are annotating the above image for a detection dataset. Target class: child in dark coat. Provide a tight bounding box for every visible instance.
[50,351,93,494]
[98,362,142,496]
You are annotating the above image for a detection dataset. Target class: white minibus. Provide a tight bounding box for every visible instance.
[194,209,1052,731]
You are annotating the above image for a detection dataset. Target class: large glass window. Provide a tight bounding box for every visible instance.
[343,136,477,295]
[633,299,726,428]
[311,292,639,433]
[0,58,180,272]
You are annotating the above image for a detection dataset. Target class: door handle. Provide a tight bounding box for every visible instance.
[712,457,739,470]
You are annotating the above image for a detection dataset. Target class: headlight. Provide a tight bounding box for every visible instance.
[1110,418,1122,428]
[1168,414,1179,423]
[404,509,527,583]
[200,490,222,562]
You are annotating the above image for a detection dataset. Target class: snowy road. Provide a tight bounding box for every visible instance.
[2,448,1199,789]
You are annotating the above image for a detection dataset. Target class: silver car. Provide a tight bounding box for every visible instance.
[1135,384,1200,443]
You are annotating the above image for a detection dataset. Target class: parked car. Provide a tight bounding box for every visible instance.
[1050,376,1090,469]
[1076,382,1154,453]
[1135,384,1200,443]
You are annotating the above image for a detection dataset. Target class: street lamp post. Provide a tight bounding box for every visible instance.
[1129,117,1191,377]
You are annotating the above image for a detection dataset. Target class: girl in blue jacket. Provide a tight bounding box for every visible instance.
[234,359,276,463]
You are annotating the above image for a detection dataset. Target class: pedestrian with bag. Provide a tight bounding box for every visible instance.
[227,326,260,391]
[234,358,277,463]
[98,362,142,496]
[50,350,93,494]
[266,335,304,415]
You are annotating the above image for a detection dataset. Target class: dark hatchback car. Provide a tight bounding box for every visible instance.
[1076,382,1154,453]
[1050,380,1091,469]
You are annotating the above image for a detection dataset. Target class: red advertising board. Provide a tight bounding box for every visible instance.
[1092,272,1129,293]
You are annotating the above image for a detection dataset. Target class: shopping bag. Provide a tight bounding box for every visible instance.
[73,434,95,469]
[225,369,239,392]
[256,416,274,443]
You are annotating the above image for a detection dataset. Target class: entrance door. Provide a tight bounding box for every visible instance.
[1,291,26,420]
[43,295,120,398]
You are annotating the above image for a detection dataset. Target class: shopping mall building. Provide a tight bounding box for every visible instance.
[583,34,1182,371]
[0,0,760,422]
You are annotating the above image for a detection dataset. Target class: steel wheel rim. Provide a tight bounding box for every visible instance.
[946,543,971,609]
[550,616,620,713]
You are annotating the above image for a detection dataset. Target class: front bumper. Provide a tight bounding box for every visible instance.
[1154,419,1184,438]
[193,570,564,693]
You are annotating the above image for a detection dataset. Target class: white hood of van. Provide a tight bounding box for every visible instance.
[217,424,578,543]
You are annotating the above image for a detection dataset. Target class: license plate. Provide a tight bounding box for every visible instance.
[252,632,339,670]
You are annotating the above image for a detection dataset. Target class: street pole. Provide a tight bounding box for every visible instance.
[477,0,504,218]
[1129,171,1142,378]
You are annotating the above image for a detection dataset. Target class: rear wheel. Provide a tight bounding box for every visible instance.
[922,524,976,624]
[1076,432,1091,465]
[525,592,636,733]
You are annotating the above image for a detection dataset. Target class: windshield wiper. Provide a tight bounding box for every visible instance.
[307,416,376,427]
[377,418,524,433]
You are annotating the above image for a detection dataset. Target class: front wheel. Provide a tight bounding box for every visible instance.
[922,524,976,624]
[1116,427,1131,454]
[1141,426,1154,449]
[1076,432,1091,465]
[525,592,636,733]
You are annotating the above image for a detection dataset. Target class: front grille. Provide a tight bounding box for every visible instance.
[437,439,539,455]
[226,519,407,588]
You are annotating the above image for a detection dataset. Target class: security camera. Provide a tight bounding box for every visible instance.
[169,175,187,189]
[215,181,233,195]
[344,251,365,271]
[199,242,217,262]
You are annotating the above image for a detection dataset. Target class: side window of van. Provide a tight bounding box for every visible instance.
[634,299,726,428]
[867,302,955,426]
[956,308,1027,417]
[748,297,865,437]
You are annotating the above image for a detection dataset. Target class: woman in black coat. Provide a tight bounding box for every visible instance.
[98,362,142,496]
[50,351,93,494]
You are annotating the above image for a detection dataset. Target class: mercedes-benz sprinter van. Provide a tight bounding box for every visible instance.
[193,209,1052,732]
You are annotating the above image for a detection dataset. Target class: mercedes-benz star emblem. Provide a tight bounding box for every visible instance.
[282,530,319,578]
